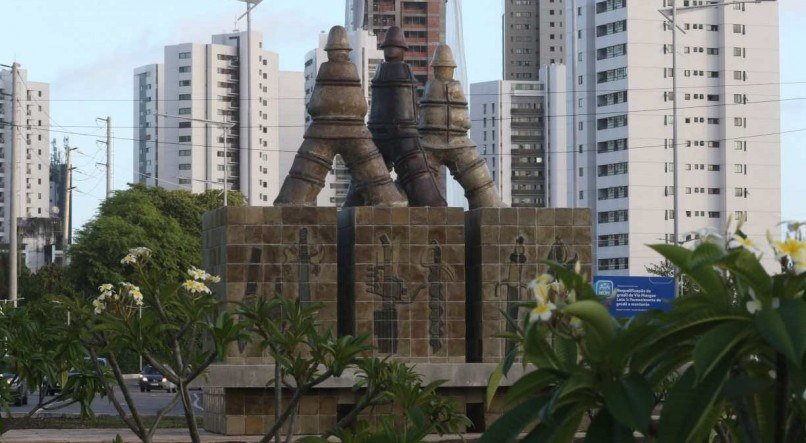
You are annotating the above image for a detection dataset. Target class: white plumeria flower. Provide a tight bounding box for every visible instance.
[92,298,106,315]
[796,259,806,275]
[728,234,758,252]
[529,302,556,323]
[528,279,551,305]
[182,280,211,294]
[98,283,113,293]
[209,275,221,283]
[688,227,723,245]
[188,266,207,281]
[121,254,137,265]
[746,299,762,315]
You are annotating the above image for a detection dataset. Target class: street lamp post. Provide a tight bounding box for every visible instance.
[658,0,777,297]
[158,114,236,206]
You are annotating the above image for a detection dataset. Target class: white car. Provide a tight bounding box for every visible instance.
[160,376,177,393]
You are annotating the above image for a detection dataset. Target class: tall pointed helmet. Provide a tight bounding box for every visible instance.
[430,44,457,68]
[324,25,352,51]
[380,26,408,50]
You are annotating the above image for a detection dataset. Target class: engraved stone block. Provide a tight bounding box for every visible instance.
[202,206,339,364]
[338,207,466,363]
[465,207,593,363]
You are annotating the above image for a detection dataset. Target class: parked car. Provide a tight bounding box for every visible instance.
[1,356,28,406]
[43,357,109,396]
[139,365,163,392]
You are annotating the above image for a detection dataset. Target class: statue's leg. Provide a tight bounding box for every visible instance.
[444,147,505,209]
[392,137,447,207]
[340,139,408,207]
[273,138,335,206]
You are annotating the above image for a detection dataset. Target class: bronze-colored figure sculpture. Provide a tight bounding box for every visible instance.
[418,44,504,209]
[274,26,407,207]
[345,26,446,207]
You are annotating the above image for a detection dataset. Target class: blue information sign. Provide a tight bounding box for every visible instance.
[593,276,676,318]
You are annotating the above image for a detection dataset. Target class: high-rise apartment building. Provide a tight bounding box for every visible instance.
[470,65,570,208]
[503,0,567,80]
[0,66,65,270]
[567,0,780,275]
[133,32,304,205]
[304,29,383,207]
[346,0,447,93]
[0,67,51,233]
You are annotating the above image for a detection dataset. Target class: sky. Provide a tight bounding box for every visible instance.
[0,0,804,234]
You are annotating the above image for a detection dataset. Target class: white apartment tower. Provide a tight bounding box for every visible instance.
[134,32,304,205]
[470,65,570,208]
[567,0,780,275]
[0,67,51,238]
[303,29,384,207]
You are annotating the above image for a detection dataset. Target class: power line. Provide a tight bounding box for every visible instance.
[4,95,803,130]
[44,79,806,101]
[0,120,798,158]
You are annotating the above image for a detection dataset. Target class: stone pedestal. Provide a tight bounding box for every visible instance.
[202,206,339,364]
[465,208,592,363]
[338,207,466,363]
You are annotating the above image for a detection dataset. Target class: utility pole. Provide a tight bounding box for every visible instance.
[659,0,778,298]
[7,62,20,307]
[95,117,112,198]
[63,137,76,251]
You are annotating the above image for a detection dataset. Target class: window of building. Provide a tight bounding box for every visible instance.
[178,66,191,73]
[598,257,629,271]
[178,164,191,170]
[178,136,191,142]
[179,80,191,87]
[178,108,191,115]
[178,52,191,59]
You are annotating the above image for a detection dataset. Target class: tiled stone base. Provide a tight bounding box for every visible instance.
[203,384,501,436]
[338,207,466,363]
[202,206,338,364]
[465,208,592,363]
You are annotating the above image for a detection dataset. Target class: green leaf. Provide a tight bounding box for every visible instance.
[486,362,504,411]
[649,244,726,296]
[562,300,615,342]
[557,370,595,403]
[755,308,799,365]
[478,396,545,443]
[719,249,772,297]
[693,320,751,382]
[722,375,772,400]
[778,298,806,365]
[553,335,578,370]
[585,409,635,443]
[602,373,654,433]
[658,361,731,443]
[521,405,585,443]
[505,368,560,406]
[690,242,725,268]
[523,322,561,369]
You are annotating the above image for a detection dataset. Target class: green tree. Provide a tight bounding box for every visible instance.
[67,184,243,296]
